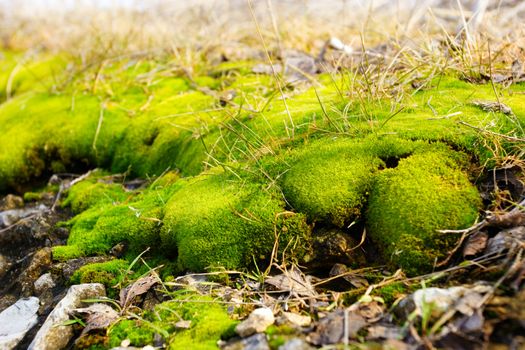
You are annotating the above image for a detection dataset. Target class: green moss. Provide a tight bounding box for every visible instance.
[278,136,423,227]
[70,259,128,290]
[0,54,220,192]
[366,148,482,275]
[108,320,155,348]
[62,173,131,213]
[161,170,312,271]
[52,245,85,261]
[3,49,520,282]
[61,176,180,258]
[107,291,237,349]
[23,191,44,202]
[373,282,410,305]
[165,293,237,350]
[0,51,66,101]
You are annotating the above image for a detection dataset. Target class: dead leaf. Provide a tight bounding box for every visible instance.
[265,266,317,298]
[307,309,367,345]
[463,231,488,257]
[329,263,369,288]
[353,300,384,322]
[74,303,119,334]
[486,226,525,256]
[119,274,160,309]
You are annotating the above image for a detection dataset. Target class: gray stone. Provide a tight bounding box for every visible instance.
[0,297,40,349]
[278,338,314,350]
[34,273,55,295]
[220,333,270,350]
[29,283,105,350]
[0,204,47,228]
[235,308,275,337]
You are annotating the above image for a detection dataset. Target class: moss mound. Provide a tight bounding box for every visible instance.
[161,170,312,271]
[4,50,522,277]
[366,148,482,275]
[278,136,426,227]
[53,169,312,272]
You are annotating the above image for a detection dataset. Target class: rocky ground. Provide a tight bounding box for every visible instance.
[0,171,524,350]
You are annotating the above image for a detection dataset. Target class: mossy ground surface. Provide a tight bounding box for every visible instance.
[2,49,524,278]
[107,290,237,350]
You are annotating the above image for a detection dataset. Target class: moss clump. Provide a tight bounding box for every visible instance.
[62,173,132,213]
[281,142,382,227]
[366,148,482,275]
[57,167,311,272]
[70,259,128,289]
[57,175,180,259]
[162,170,312,271]
[165,292,237,350]
[108,320,156,348]
[107,291,237,349]
[0,56,217,192]
[279,136,422,227]
[52,245,85,261]
[0,51,66,101]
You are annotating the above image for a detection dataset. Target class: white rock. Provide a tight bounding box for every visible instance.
[235,307,275,337]
[328,37,353,54]
[29,283,105,350]
[34,273,55,294]
[411,285,492,317]
[0,297,40,350]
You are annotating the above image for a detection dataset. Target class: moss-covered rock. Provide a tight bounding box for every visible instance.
[70,259,128,290]
[161,170,312,271]
[366,148,482,275]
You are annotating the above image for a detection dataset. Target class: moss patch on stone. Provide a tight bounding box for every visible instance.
[70,259,128,292]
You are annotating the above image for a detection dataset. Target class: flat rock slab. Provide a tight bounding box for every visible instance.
[28,283,105,350]
[0,296,40,349]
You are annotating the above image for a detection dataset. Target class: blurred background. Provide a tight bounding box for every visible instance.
[0,0,524,55]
